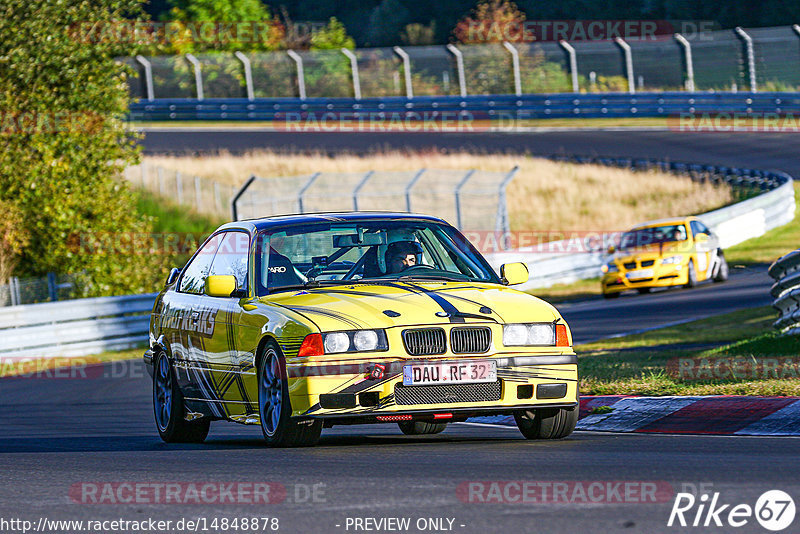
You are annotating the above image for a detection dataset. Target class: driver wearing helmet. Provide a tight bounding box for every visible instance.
[385,240,424,274]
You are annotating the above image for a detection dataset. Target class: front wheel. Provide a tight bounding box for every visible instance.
[685,260,697,289]
[153,351,210,443]
[398,421,447,435]
[514,406,578,440]
[258,342,322,447]
[714,254,729,283]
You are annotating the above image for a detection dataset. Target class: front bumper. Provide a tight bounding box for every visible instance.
[286,354,579,420]
[602,263,687,294]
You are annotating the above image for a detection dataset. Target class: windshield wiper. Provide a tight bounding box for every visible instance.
[267,279,350,294]
[396,274,467,282]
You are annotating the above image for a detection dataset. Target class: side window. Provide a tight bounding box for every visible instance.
[179,234,222,294]
[209,231,250,289]
[690,221,708,237]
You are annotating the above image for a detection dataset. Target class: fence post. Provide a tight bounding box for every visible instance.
[231,175,258,221]
[47,272,58,302]
[735,27,757,92]
[134,55,154,101]
[194,176,202,211]
[393,46,414,98]
[404,169,426,213]
[158,166,165,196]
[176,171,184,205]
[341,48,362,100]
[454,169,476,230]
[234,51,255,101]
[185,54,204,100]
[352,171,374,211]
[297,172,321,213]
[287,50,307,100]
[10,276,20,307]
[446,44,467,97]
[495,166,520,243]
[502,42,522,96]
[614,37,635,93]
[140,162,147,188]
[559,40,579,92]
[674,33,695,92]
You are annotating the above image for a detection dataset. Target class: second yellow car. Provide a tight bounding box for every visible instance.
[601,216,728,298]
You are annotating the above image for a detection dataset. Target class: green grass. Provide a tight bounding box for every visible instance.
[136,190,225,235]
[529,277,602,303]
[576,306,800,396]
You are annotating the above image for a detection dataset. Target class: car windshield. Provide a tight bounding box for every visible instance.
[254,219,500,295]
[619,224,687,249]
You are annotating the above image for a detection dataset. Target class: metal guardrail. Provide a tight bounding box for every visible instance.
[0,293,157,360]
[129,92,800,121]
[770,251,800,334]
[485,156,796,289]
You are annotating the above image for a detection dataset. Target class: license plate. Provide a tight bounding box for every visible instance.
[626,269,654,279]
[402,360,497,386]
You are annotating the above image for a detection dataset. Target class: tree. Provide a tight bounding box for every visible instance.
[364,0,411,47]
[310,17,356,50]
[0,0,168,296]
[453,0,526,44]
[163,0,285,53]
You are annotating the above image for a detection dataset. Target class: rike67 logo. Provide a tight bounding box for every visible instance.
[668,490,795,531]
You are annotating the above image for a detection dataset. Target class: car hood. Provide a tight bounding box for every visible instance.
[260,281,561,331]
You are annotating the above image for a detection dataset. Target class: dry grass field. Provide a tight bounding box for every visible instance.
[143,150,733,231]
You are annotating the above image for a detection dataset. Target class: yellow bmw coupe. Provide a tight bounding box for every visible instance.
[601,216,728,298]
[145,213,578,447]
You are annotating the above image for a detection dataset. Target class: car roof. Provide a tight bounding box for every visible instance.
[630,216,697,230]
[215,212,450,234]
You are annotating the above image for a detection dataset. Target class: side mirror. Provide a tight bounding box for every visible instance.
[607,245,616,254]
[205,275,237,298]
[694,233,709,243]
[500,262,529,286]
[165,267,180,286]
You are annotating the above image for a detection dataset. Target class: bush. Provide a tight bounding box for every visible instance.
[0,0,169,296]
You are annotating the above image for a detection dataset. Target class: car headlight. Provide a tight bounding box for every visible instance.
[661,255,683,265]
[322,330,388,353]
[602,262,618,273]
[503,323,556,346]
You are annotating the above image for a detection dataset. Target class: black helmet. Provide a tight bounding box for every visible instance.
[385,240,423,264]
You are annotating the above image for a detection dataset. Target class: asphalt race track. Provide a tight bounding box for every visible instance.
[140,128,800,177]
[0,130,793,533]
[562,265,773,344]
[1,363,799,534]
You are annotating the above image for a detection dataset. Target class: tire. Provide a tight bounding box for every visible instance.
[258,342,322,447]
[637,287,651,295]
[153,351,210,443]
[398,421,447,435]
[514,405,578,440]
[685,260,697,289]
[714,253,729,283]
[602,292,620,299]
